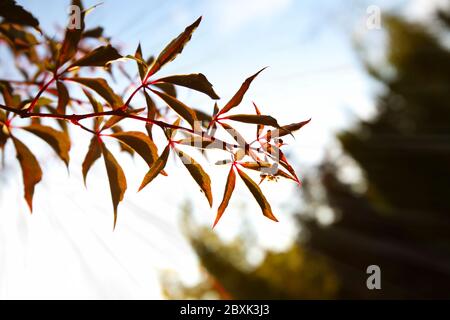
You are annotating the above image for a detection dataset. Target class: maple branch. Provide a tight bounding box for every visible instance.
[0,5,309,227]
[0,103,259,152]
[0,104,21,114]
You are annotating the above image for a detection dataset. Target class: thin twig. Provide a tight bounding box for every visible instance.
[0,103,259,152]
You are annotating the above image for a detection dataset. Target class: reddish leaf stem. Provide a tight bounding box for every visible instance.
[25,75,57,113]
[0,102,262,153]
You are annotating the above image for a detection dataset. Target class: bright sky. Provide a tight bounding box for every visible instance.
[0,0,446,299]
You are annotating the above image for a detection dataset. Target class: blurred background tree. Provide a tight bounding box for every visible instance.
[162,10,450,299]
[162,212,339,299]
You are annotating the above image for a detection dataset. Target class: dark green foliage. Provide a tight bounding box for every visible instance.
[300,14,450,299]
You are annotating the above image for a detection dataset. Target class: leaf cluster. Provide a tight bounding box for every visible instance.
[0,0,310,228]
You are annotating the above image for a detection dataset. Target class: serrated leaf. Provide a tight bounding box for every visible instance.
[175,148,213,207]
[110,131,158,167]
[193,108,212,123]
[178,136,227,151]
[134,43,147,81]
[278,154,300,184]
[152,82,177,98]
[41,105,69,133]
[30,108,41,125]
[164,118,181,141]
[0,0,40,30]
[234,148,246,161]
[69,77,123,108]
[58,0,85,66]
[215,159,233,165]
[56,81,69,114]
[219,121,247,148]
[218,67,266,116]
[101,107,145,131]
[20,97,53,110]
[262,118,311,140]
[139,144,170,191]
[144,17,202,80]
[0,124,8,149]
[101,143,127,229]
[22,124,71,166]
[12,137,42,212]
[156,73,219,99]
[82,26,104,39]
[144,90,157,139]
[240,161,272,170]
[253,101,261,115]
[151,89,197,128]
[69,45,122,68]
[253,102,264,139]
[111,126,134,156]
[83,89,103,130]
[82,136,102,184]
[0,80,15,107]
[225,114,280,127]
[146,55,154,66]
[236,167,278,222]
[240,161,295,181]
[0,24,39,51]
[263,144,300,184]
[0,109,6,123]
[214,166,236,227]
[194,108,213,128]
[213,102,219,117]
[273,169,297,182]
